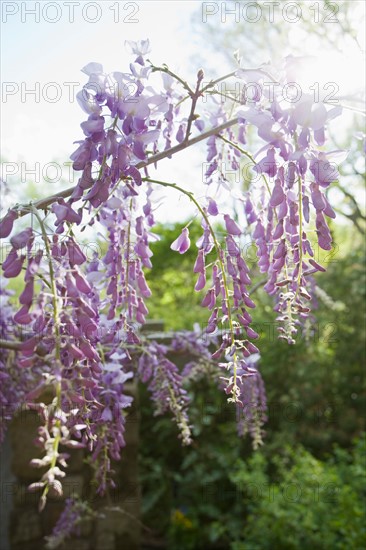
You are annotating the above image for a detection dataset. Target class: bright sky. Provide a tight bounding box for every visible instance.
[1,1,215,221]
[1,1,365,222]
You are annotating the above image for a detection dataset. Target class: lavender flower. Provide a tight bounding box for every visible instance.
[170,227,191,254]
[0,46,345,532]
[45,498,92,549]
[138,341,192,445]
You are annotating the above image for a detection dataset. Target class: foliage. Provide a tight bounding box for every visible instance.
[230,436,366,550]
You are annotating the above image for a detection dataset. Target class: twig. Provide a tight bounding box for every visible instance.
[249,279,267,296]
[2,117,239,221]
[0,339,22,351]
[184,70,204,142]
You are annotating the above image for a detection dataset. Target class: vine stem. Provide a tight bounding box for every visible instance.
[30,206,62,503]
[217,134,273,203]
[0,339,22,351]
[2,117,239,222]
[184,72,204,142]
[149,64,194,96]
[295,176,304,299]
[124,198,133,325]
[150,66,277,98]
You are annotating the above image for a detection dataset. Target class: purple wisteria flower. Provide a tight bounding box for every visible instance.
[138,340,192,445]
[170,227,191,254]
[0,44,347,529]
[0,209,17,238]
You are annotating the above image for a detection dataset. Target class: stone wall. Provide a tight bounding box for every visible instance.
[1,380,140,550]
[0,322,194,550]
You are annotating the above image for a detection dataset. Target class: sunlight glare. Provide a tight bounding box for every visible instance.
[289,49,365,101]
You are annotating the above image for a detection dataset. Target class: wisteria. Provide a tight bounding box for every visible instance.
[44,497,93,549]
[0,40,344,536]
[0,279,35,442]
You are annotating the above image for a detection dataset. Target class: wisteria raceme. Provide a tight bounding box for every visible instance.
[138,340,192,445]
[44,498,93,549]
[169,329,266,444]
[0,42,346,536]
[0,280,36,442]
[172,328,217,381]
[234,353,267,449]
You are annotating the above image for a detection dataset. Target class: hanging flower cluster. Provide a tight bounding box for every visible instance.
[44,497,94,549]
[202,60,343,345]
[0,279,37,442]
[0,41,344,526]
